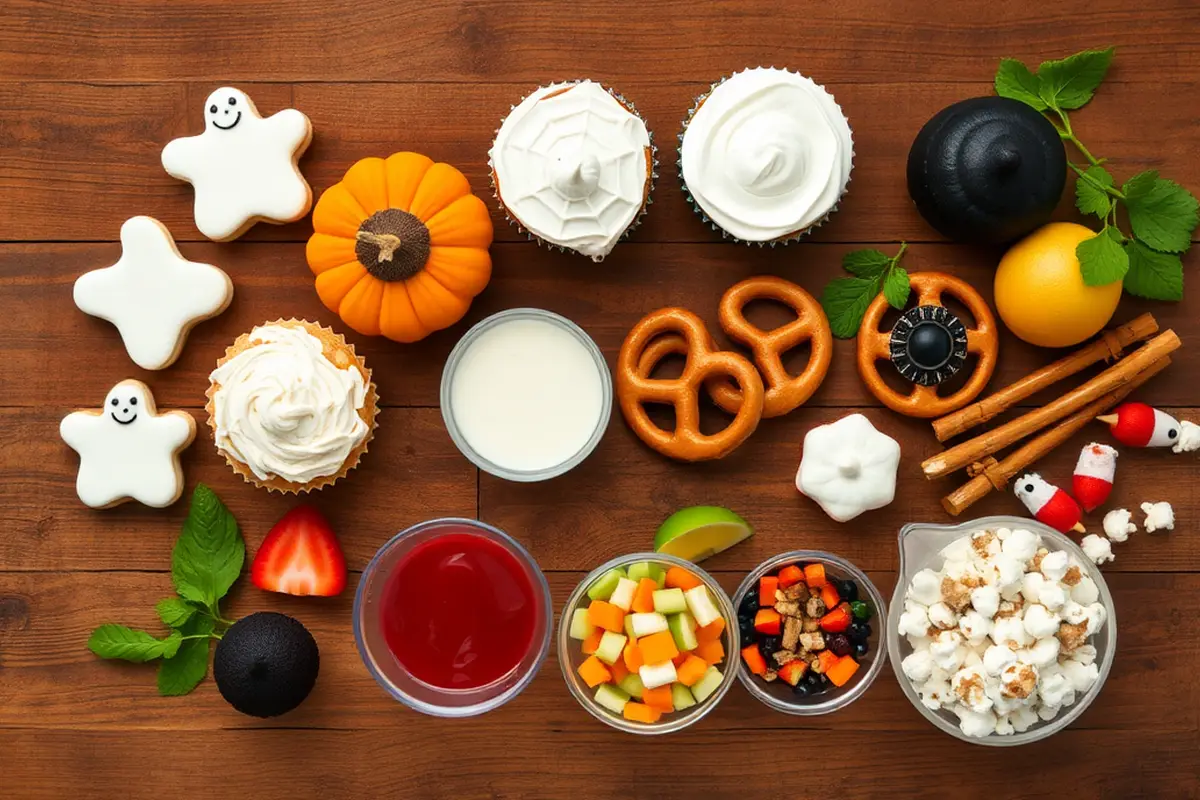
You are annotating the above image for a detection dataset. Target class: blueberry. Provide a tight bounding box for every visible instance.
[792,681,812,697]
[739,592,758,615]
[826,633,852,657]
[803,671,821,688]
[738,610,755,628]
[854,640,870,657]
[848,621,871,642]
[739,622,755,642]
[838,580,859,602]
[758,636,781,657]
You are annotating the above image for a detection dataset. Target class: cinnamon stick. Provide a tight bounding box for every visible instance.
[941,356,1170,516]
[932,313,1159,442]
[922,329,1180,480]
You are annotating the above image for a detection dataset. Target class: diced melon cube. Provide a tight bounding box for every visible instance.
[623,614,637,641]
[668,612,699,652]
[627,562,653,582]
[594,683,631,714]
[690,666,724,703]
[671,682,697,711]
[684,585,721,628]
[569,608,596,641]
[630,612,669,637]
[594,631,627,666]
[586,568,626,601]
[608,577,638,612]
[617,672,645,699]
[639,660,679,690]
[652,587,688,614]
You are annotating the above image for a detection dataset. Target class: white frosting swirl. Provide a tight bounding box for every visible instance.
[490,80,651,261]
[210,324,369,484]
[681,68,853,242]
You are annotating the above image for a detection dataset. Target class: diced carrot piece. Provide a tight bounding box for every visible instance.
[676,655,709,687]
[609,656,629,683]
[816,649,840,675]
[754,608,781,635]
[741,644,768,675]
[804,563,827,588]
[631,578,657,613]
[777,565,804,589]
[577,656,612,688]
[642,684,674,712]
[758,576,779,606]
[672,650,691,667]
[581,629,604,655]
[820,582,840,610]
[639,631,680,665]
[696,639,725,665]
[778,660,809,686]
[622,701,662,724]
[664,566,703,591]
[623,640,644,672]
[587,600,626,633]
[826,655,861,687]
[696,617,725,644]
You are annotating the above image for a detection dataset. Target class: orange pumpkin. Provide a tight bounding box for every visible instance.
[306,153,494,342]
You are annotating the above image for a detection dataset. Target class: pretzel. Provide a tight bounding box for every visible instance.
[617,308,765,461]
[856,271,999,419]
[707,276,833,418]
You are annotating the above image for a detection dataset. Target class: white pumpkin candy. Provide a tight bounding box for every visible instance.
[795,414,901,522]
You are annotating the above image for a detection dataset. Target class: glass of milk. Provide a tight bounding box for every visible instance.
[440,309,612,481]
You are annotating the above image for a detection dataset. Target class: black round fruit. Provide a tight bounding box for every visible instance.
[758,636,781,658]
[792,681,812,697]
[739,592,758,615]
[854,640,870,658]
[848,621,871,642]
[838,579,859,603]
[826,633,852,657]
[803,671,820,688]
[213,612,320,718]
[739,621,756,642]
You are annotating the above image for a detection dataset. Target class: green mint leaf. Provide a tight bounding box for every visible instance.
[994,58,1048,110]
[882,267,911,309]
[1122,174,1199,254]
[821,276,882,339]
[1036,47,1115,110]
[1075,165,1114,218]
[155,597,198,629]
[88,625,182,662]
[1124,239,1184,301]
[1077,227,1129,286]
[841,249,891,278]
[157,615,215,696]
[171,484,244,608]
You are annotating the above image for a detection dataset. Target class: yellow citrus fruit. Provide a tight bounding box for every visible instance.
[994,222,1123,348]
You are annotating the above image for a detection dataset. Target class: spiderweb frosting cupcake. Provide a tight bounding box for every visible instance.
[206,319,378,493]
[490,80,655,262]
[679,67,854,244]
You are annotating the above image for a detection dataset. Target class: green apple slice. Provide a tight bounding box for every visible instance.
[608,577,638,612]
[691,666,724,702]
[628,562,667,588]
[639,660,678,689]
[668,612,699,651]
[594,683,630,714]
[671,683,697,711]
[617,673,644,699]
[630,612,668,638]
[594,631,627,665]
[586,568,626,601]
[653,506,752,563]
[568,608,595,641]
[684,585,721,628]
[652,587,688,615]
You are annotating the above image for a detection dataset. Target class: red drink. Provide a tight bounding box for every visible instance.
[380,532,538,690]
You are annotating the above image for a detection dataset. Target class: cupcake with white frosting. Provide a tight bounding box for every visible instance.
[679,67,854,244]
[206,319,378,493]
[489,80,655,262]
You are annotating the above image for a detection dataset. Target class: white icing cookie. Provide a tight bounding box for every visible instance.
[73,216,233,370]
[162,87,313,241]
[60,380,196,509]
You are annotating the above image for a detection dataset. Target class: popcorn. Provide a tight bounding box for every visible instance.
[928,602,958,630]
[1023,604,1061,639]
[983,644,1018,676]
[1072,644,1097,666]
[1038,703,1062,722]
[955,707,998,738]
[901,650,935,683]
[1021,572,1045,604]
[999,662,1039,700]
[918,668,951,710]
[930,630,966,671]
[1001,528,1040,562]
[1038,667,1075,708]
[952,665,993,713]
[1020,636,1060,669]
[909,569,943,605]
[1062,659,1100,694]
[1038,581,1067,611]
[992,556,1026,590]
[1080,534,1115,565]
[1061,600,1088,625]
[991,615,1032,649]
[1010,705,1039,732]
[1173,420,1200,453]
[1071,576,1100,606]
[1040,550,1069,582]
[941,536,974,563]
[994,714,1016,736]
[1084,602,1107,635]
[1102,508,1136,543]
[959,610,993,646]
[1141,501,1175,533]
[897,604,931,638]
[970,585,1001,618]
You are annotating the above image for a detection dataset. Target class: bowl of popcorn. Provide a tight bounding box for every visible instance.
[886,516,1116,745]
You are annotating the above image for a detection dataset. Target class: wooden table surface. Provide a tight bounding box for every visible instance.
[2,1,1199,797]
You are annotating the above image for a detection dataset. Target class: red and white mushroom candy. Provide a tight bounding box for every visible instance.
[1097,402,1200,452]
[1014,473,1085,535]
[1072,443,1116,513]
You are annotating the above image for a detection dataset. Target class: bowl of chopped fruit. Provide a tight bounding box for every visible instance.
[558,553,739,734]
[732,551,887,715]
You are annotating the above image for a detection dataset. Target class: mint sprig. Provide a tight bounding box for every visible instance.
[821,243,910,338]
[88,484,244,696]
[996,47,1198,300]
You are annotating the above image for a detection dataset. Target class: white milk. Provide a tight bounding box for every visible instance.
[449,318,605,474]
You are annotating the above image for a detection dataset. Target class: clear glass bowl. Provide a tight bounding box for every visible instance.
[886,515,1117,746]
[731,551,888,715]
[558,553,740,735]
[440,308,612,482]
[353,517,553,717]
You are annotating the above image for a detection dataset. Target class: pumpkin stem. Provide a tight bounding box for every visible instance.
[356,231,403,263]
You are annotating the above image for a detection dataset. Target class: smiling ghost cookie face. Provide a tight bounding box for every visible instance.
[59,380,197,509]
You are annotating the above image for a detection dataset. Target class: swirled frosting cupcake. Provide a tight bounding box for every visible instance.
[206,319,378,493]
[680,67,854,244]
[490,80,654,261]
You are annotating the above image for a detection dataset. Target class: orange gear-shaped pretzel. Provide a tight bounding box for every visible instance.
[856,271,999,418]
[617,308,764,461]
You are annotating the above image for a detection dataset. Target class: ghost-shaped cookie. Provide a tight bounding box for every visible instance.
[60,380,196,508]
[73,216,233,370]
[162,87,313,241]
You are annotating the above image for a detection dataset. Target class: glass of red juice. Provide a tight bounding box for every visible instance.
[354,518,552,717]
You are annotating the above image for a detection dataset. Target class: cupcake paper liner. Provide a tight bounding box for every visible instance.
[489,79,658,261]
[677,66,856,247]
[205,318,379,494]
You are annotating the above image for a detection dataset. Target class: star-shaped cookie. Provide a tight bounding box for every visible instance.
[60,380,196,509]
[73,216,233,370]
[162,86,313,241]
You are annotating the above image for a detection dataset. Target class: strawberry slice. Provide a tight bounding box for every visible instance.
[251,506,346,597]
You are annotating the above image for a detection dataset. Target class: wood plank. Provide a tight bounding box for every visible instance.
[0,571,1195,735]
[0,408,476,573]
[1,0,1197,84]
[2,79,1198,244]
[5,241,1200,411]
